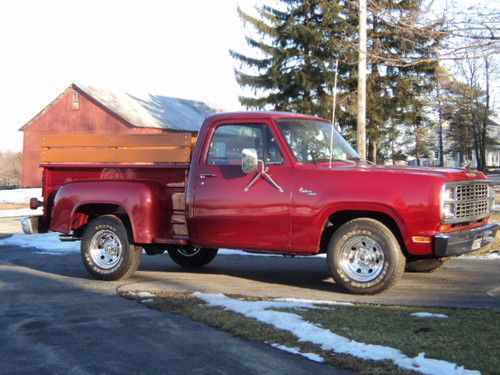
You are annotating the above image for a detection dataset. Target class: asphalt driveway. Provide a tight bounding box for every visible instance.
[0,246,350,375]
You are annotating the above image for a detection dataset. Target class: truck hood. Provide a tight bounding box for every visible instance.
[313,163,488,182]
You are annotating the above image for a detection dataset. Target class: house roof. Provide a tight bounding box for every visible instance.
[20,83,217,132]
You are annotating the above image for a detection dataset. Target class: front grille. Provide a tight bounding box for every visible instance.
[444,181,495,224]
[455,183,489,201]
[456,200,489,219]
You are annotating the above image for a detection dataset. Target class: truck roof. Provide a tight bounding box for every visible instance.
[204,111,325,123]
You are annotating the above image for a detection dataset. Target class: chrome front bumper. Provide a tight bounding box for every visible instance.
[434,222,499,257]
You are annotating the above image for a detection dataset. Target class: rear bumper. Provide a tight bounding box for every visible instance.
[434,223,499,257]
[21,216,39,234]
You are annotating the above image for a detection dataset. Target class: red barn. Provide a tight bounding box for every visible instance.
[20,83,216,187]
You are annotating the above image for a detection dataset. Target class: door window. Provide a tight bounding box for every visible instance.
[207,124,284,166]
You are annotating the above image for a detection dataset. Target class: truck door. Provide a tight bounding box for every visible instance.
[193,121,291,251]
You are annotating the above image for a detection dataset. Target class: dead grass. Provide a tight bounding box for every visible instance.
[0,203,27,210]
[472,212,500,255]
[122,291,499,375]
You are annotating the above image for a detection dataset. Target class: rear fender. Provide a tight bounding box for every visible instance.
[50,180,171,243]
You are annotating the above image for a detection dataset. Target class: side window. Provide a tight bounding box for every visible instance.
[207,124,284,166]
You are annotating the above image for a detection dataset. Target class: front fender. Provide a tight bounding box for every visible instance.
[50,180,171,243]
[292,201,408,253]
[320,202,408,239]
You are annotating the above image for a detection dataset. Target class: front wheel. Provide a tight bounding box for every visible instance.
[168,247,218,268]
[81,215,143,280]
[327,218,405,294]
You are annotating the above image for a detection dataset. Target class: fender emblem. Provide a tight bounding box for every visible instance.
[466,172,477,178]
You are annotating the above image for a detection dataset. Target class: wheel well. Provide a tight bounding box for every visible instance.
[73,204,133,240]
[319,210,407,256]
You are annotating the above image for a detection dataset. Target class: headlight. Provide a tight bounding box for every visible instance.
[443,202,455,219]
[443,186,455,201]
[441,184,456,221]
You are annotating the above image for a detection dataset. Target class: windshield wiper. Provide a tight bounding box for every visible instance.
[350,157,375,166]
[330,158,356,165]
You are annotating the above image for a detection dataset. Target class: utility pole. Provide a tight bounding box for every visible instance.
[357,0,367,159]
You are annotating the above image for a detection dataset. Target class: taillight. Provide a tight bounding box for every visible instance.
[29,198,42,210]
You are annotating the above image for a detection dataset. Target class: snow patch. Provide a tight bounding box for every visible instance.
[194,292,479,375]
[136,291,155,298]
[0,188,41,203]
[1,233,331,260]
[218,249,283,257]
[0,208,43,218]
[0,233,79,253]
[273,297,353,306]
[218,248,327,258]
[270,343,325,363]
[397,353,479,375]
[460,252,500,260]
[411,312,449,319]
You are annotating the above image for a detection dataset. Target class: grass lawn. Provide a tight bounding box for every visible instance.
[123,291,499,375]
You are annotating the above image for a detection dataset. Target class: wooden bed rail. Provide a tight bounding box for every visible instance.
[41,133,194,164]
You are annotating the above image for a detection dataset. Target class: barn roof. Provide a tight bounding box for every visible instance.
[20,83,217,132]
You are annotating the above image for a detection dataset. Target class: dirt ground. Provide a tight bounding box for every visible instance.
[0,218,22,234]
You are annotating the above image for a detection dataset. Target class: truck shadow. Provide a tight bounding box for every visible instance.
[2,244,499,308]
[163,254,341,293]
[0,244,342,293]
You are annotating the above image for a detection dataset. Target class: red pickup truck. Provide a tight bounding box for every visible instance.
[25,111,498,294]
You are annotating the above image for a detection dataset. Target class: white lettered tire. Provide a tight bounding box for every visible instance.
[327,218,405,294]
[81,215,143,280]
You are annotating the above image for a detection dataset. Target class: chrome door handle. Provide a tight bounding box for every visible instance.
[199,174,217,180]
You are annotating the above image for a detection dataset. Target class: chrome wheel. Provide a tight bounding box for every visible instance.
[178,247,202,257]
[339,235,385,282]
[89,229,123,269]
[168,247,218,268]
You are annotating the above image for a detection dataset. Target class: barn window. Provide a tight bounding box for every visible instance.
[72,92,80,109]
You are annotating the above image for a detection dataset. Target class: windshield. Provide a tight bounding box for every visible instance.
[275,118,359,164]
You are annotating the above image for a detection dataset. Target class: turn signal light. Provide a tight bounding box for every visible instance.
[412,236,432,244]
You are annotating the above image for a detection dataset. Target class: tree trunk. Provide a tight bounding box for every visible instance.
[481,57,490,172]
[357,0,367,159]
[368,138,377,164]
[435,77,444,167]
[415,125,421,167]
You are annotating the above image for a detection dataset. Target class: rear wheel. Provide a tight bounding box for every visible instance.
[168,247,218,268]
[405,258,447,273]
[327,218,405,294]
[81,215,143,280]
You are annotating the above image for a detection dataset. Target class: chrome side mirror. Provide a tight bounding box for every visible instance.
[241,148,258,174]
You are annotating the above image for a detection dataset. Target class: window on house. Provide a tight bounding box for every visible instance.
[72,92,80,109]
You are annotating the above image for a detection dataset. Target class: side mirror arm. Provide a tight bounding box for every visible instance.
[243,160,284,193]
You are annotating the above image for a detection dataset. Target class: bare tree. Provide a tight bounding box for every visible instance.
[0,151,22,186]
[451,55,497,171]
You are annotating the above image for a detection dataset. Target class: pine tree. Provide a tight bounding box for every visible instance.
[231,0,443,162]
[231,0,354,118]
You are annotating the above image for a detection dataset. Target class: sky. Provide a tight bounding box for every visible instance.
[0,0,497,152]
[0,0,259,151]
